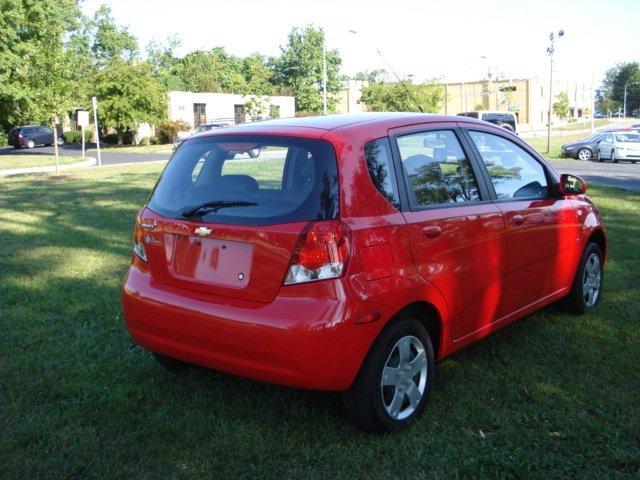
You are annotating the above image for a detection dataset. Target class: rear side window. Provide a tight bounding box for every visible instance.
[364,138,400,209]
[148,135,339,226]
[396,130,480,207]
[468,131,549,199]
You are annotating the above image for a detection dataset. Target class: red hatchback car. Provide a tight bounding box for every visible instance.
[122,113,606,432]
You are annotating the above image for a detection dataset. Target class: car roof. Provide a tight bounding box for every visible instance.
[199,112,490,136]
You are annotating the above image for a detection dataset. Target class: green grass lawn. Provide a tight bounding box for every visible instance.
[0,155,83,170]
[1,164,639,478]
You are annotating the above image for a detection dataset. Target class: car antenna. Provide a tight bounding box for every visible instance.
[376,49,424,113]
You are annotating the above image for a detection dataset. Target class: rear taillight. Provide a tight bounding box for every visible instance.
[132,215,147,262]
[17,133,23,144]
[284,220,350,285]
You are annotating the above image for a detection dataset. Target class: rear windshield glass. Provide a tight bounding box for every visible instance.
[148,135,339,226]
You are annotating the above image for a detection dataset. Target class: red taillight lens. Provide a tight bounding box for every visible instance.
[132,215,147,262]
[285,220,350,285]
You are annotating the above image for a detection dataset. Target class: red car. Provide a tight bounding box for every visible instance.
[122,113,606,432]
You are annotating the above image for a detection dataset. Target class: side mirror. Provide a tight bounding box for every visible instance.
[559,173,588,196]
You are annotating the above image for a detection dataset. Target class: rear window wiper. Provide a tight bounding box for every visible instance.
[182,200,258,218]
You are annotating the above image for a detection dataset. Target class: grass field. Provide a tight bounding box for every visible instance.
[100,143,173,154]
[527,132,588,160]
[1,164,639,478]
[0,155,83,170]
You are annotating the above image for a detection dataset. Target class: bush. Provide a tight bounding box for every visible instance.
[139,137,150,146]
[156,120,191,144]
[0,132,7,147]
[63,130,93,143]
[149,135,159,145]
[101,131,133,145]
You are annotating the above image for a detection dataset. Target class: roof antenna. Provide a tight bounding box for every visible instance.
[376,49,424,113]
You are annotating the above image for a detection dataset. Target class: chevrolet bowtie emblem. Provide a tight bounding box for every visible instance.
[194,226,213,237]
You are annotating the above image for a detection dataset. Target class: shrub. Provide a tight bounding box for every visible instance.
[156,120,191,144]
[0,132,7,147]
[63,130,93,143]
[149,135,159,145]
[139,137,150,146]
[101,131,133,145]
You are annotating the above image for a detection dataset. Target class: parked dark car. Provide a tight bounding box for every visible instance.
[561,133,605,161]
[9,125,63,149]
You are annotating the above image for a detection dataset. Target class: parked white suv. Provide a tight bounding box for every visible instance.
[457,111,518,133]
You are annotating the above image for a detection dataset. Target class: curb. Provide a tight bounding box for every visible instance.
[0,157,98,177]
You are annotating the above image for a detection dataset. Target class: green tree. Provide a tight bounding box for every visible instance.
[91,4,137,66]
[0,0,85,132]
[146,35,186,91]
[177,48,247,93]
[242,53,278,96]
[360,80,444,112]
[94,62,166,145]
[553,91,569,120]
[597,62,640,115]
[273,26,342,113]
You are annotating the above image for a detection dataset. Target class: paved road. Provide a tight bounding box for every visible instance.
[551,158,640,192]
[3,143,639,192]
[0,144,171,165]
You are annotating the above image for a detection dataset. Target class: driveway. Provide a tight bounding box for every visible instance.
[551,158,640,192]
[0,144,171,166]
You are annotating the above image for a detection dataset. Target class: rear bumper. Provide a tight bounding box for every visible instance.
[122,266,380,391]
[614,151,640,161]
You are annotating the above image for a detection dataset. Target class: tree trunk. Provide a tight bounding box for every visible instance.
[117,128,123,146]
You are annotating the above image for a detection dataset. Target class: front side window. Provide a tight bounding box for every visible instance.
[148,135,338,226]
[468,131,549,199]
[614,133,640,143]
[364,138,400,209]
[396,130,480,207]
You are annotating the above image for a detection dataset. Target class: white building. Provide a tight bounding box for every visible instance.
[168,91,295,127]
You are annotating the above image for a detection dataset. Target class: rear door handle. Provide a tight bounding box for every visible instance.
[421,225,442,240]
[511,214,525,226]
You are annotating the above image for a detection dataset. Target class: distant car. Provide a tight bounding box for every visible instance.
[8,125,64,149]
[457,111,518,132]
[597,132,640,163]
[561,133,605,161]
[173,121,234,150]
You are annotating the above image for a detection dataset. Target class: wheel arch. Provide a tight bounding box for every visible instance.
[588,228,607,263]
[386,301,444,360]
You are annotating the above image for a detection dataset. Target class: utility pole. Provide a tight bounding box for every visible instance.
[546,29,564,154]
[322,29,357,115]
[92,96,102,166]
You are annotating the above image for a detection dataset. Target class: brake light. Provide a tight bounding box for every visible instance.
[284,220,350,285]
[132,215,147,262]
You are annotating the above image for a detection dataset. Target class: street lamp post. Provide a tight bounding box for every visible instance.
[323,29,357,115]
[546,29,564,154]
[623,82,640,118]
[461,56,487,112]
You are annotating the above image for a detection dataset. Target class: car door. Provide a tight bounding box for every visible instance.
[390,124,506,341]
[599,133,614,159]
[463,127,581,319]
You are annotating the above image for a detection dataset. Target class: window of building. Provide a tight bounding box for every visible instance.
[193,103,206,127]
[364,138,400,208]
[396,130,480,207]
[468,131,549,200]
[234,104,246,124]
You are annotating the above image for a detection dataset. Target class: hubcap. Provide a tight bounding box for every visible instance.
[582,253,602,307]
[578,149,591,161]
[380,335,428,420]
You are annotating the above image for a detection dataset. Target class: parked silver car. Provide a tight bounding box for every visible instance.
[597,132,640,163]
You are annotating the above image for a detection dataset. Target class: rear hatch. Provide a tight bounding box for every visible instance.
[142,134,339,303]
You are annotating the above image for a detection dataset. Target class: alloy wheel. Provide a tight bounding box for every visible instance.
[578,148,592,161]
[380,335,428,420]
[582,253,602,308]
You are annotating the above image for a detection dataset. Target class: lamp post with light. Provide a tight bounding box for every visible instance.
[546,29,564,154]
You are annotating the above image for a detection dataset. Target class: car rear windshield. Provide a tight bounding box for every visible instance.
[147,135,339,226]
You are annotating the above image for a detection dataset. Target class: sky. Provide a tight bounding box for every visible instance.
[81,0,640,86]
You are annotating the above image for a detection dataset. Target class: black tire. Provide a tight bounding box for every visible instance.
[577,148,592,161]
[248,148,260,158]
[152,352,190,372]
[611,149,618,163]
[597,150,604,162]
[564,242,604,315]
[342,317,435,433]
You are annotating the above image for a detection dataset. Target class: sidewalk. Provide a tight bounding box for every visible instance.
[0,157,97,177]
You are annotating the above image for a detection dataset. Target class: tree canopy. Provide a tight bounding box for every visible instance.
[597,62,640,115]
[360,80,444,113]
